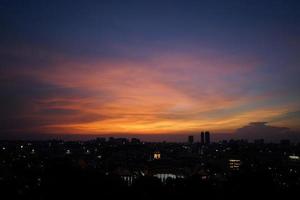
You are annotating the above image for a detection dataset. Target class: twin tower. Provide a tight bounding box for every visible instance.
[188,131,210,144]
[200,131,210,144]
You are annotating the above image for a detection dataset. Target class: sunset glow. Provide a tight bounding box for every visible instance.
[1,1,300,138]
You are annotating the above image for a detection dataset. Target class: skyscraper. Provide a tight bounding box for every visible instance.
[188,135,194,144]
[205,131,210,144]
[201,132,205,144]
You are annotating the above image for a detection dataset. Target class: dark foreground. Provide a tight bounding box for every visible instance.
[0,138,299,199]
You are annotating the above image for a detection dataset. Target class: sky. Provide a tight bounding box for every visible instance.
[1,0,300,140]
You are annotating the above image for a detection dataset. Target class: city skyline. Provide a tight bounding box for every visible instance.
[1,0,300,140]
[0,1,300,198]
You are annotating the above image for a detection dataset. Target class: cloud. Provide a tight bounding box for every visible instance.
[1,42,299,135]
[235,122,299,141]
[270,110,300,122]
[0,76,107,134]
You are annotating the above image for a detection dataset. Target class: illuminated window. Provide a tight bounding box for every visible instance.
[289,155,299,160]
[229,159,241,170]
[153,151,161,160]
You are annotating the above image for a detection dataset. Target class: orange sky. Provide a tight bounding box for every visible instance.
[8,52,297,135]
[1,1,300,137]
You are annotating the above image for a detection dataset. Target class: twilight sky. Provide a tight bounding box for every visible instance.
[1,0,300,138]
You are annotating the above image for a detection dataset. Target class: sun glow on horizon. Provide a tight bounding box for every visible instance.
[13,54,298,135]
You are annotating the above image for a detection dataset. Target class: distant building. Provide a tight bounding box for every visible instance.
[108,137,129,145]
[229,159,241,171]
[131,138,141,144]
[201,132,205,144]
[254,139,264,145]
[188,135,194,144]
[280,139,290,146]
[205,131,210,144]
[96,137,106,143]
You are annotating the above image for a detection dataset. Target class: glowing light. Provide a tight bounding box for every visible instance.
[289,155,299,160]
[66,149,71,155]
[229,159,241,170]
[153,151,161,160]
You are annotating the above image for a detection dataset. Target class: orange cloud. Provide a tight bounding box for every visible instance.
[6,51,298,135]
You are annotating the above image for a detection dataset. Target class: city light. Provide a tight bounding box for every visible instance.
[229,159,241,170]
[289,155,300,160]
[153,151,161,160]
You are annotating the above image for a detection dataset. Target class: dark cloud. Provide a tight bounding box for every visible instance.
[0,109,105,133]
[39,108,80,115]
[0,76,106,133]
[235,122,299,142]
[0,78,84,115]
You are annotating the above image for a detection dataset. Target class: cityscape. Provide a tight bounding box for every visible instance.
[1,0,300,199]
[1,134,299,199]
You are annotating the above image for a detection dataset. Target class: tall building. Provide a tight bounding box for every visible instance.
[205,131,210,144]
[200,132,205,144]
[188,135,194,144]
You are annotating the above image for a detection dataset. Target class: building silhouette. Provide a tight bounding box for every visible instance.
[205,131,210,144]
[201,132,205,144]
[188,135,194,144]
